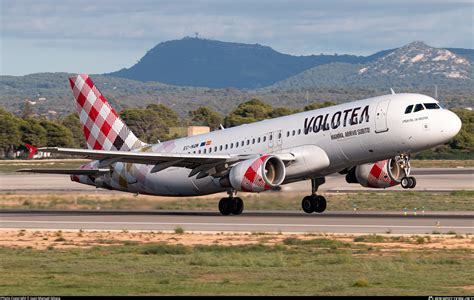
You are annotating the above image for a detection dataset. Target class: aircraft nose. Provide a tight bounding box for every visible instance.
[441,110,462,139]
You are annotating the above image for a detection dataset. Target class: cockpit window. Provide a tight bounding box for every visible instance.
[413,104,424,112]
[424,103,440,109]
[405,105,413,114]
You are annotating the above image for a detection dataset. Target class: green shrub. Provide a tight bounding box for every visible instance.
[141,244,191,255]
[352,278,369,287]
[174,227,185,234]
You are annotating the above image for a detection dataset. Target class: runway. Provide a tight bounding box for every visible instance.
[1,168,472,235]
[1,167,473,193]
[1,211,472,234]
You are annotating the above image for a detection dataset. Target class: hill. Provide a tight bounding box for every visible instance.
[108,37,367,88]
[270,42,473,90]
[1,41,473,118]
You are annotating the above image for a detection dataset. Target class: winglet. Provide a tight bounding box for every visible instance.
[25,144,38,159]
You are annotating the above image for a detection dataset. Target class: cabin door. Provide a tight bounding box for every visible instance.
[375,100,390,133]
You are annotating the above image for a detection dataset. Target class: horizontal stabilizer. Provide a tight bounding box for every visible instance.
[16,168,109,175]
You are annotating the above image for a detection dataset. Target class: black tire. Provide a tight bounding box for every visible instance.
[231,197,244,215]
[401,177,410,189]
[314,195,327,213]
[408,176,417,189]
[302,196,314,213]
[218,198,232,215]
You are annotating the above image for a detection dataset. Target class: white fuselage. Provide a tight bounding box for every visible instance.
[80,93,461,196]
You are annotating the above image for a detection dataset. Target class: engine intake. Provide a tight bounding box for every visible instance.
[221,155,286,192]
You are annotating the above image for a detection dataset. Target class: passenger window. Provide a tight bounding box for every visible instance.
[230,143,233,149]
[286,131,290,137]
[269,135,273,141]
[405,105,413,114]
[298,129,301,135]
[198,150,201,154]
[225,144,228,150]
[246,140,250,145]
[252,138,255,144]
[241,141,244,146]
[204,148,207,154]
[258,137,261,143]
[278,132,282,138]
[220,145,223,151]
[413,104,424,112]
[292,130,295,136]
[424,103,440,109]
[236,142,239,148]
[263,136,267,142]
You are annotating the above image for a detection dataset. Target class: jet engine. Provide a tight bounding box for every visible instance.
[220,155,286,192]
[345,158,403,188]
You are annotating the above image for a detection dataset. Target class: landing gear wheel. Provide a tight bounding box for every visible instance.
[231,197,244,215]
[218,198,233,215]
[401,177,410,189]
[314,195,327,213]
[302,196,314,213]
[408,176,416,189]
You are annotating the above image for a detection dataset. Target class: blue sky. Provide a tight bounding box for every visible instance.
[1,0,472,76]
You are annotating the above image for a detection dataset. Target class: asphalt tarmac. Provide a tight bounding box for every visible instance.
[0,168,472,234]
[1,168,473,193]
[0,210,472,234]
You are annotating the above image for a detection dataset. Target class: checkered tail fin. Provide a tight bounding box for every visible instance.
[69,74,146,151]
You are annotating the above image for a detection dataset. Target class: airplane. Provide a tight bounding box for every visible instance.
[18,74,462,215]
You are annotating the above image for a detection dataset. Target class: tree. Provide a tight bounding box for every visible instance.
[19,119,47,147]
[0,108,21,157]
[224,98,273,127]
[146,104,180,128]
[40,120,75,147]
[189,106,223,130]
[448,109,474,151]
[268,107,300,118]
[62,113,86,148]
[120,104,181,143]
[21,101,35,119]
[303,101,337,111]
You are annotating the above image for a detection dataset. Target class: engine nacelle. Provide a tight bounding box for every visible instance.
[224,155,286,192]
[346,158,403,188]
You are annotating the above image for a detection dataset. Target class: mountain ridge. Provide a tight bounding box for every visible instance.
[107,37,391,88]
[269,41,473,90]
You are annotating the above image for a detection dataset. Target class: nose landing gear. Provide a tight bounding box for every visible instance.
[301,177,327,214]
[397,154,417,189]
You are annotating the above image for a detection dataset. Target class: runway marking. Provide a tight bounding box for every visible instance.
[1,220,473,229]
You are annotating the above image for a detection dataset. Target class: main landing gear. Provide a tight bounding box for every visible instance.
[218,190,244,215]
[301,177,327,214]
[401,176,416,189]
[397,154,417,189]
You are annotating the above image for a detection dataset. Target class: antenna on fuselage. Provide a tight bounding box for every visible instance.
[390,88,396,95]
[434,84,438,99]
[219,124,225,130]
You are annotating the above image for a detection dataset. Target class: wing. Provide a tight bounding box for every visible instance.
[16,168,109,175]
[36,147,296,178]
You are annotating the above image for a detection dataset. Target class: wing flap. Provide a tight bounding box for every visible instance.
[16,168,109,175]
[39,147,242,169]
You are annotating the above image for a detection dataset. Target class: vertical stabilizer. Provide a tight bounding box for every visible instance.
[68,74,145,151]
